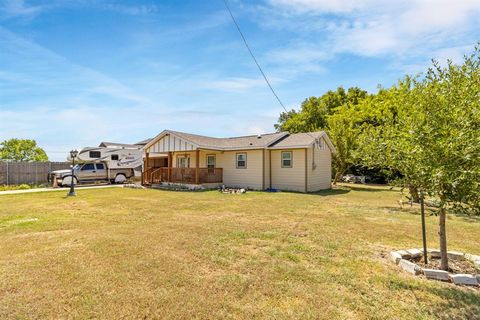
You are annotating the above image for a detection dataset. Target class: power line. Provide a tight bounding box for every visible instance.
[222,0,288,113]
[222,0,320,143]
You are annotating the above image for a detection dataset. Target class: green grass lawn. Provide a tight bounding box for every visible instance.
[0,185,479,319]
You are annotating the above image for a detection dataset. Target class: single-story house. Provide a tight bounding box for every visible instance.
[142,130,335,192]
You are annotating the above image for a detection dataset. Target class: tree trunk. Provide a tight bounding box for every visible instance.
[439,207,449,271]
[333,171,342,185]
[408,185,420,203]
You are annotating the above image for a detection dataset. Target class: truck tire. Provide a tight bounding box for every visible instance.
[114,174,127,184]
[62,175,78,187]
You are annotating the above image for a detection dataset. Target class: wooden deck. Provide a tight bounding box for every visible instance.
[142,167,223,185]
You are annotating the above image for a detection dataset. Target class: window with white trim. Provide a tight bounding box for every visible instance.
[236,153,247,169]
[281,151,292,168]
[207,155,216,169]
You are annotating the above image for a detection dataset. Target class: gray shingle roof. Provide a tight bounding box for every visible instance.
[145,129,334,152]
[268,132,324,149]
[168,130,288,150]
[134,138,152,146]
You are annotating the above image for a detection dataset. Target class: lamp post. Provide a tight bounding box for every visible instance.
[67,149,78,197]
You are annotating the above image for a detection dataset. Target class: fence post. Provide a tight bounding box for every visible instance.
[6,162,9,185]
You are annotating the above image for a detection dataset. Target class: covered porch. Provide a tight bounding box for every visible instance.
[142,150,223,185]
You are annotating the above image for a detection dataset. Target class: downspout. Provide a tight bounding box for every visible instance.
[262,149,265,190]
[269,149,272,189]
[304,148,308,193]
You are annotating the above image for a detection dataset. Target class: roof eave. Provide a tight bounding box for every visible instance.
[268,144,313,150]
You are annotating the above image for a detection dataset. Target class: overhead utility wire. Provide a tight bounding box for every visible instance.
[222,0,288,113]
[222,0,320,143]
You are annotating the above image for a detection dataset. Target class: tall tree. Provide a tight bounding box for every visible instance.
[326,104,361,184]
[0,139,48,162]
[275,87,368,133]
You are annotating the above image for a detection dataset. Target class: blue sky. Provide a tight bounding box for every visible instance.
[1,0,480,161]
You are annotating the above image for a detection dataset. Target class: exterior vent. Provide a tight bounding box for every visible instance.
[257,134,262,139]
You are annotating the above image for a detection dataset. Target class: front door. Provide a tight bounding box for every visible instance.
[177,156,190,168]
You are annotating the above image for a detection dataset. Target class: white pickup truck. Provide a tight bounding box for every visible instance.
[49,162,135,186]
[48,146,143,186]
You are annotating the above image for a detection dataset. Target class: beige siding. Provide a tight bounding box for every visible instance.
[169,150,264,189]
[264,149,270,189]
[218,150,264,190]
[307,138,332,191]
[270,149,306,192]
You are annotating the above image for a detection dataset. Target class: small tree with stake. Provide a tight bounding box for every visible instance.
[408,50,480,270]
[359,47,480,269]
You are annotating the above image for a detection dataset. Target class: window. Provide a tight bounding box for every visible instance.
[96,163,105,170]
[81,163,95,171]
[89,151,101,158]
[111,154,119,160]
[236,153,247,169]
[281,151,292,168]
[207,155,216,169]
[177,156,190,168]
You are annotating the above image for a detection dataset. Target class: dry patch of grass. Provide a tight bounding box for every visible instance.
[0,185,479,319]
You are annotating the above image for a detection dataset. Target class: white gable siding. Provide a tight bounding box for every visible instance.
[145,134,196,153]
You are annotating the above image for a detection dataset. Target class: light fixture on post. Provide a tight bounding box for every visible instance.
[67,149,78,197]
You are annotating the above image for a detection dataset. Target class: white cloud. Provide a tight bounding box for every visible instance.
[206,77,276,92]
[263,0,480,73]
[0,0,45,19]
[268,0,374,14]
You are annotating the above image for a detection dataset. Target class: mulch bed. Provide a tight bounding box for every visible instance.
[413,256,477,274]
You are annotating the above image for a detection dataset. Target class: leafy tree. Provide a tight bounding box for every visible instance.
[0,139,48,162]
[326,104,360,184]
[275,87,368,133]
[360,49,480,270]
[411,53,480,270]
[356,81,422,201]
[274,109,298,131]
[274,87,369,180]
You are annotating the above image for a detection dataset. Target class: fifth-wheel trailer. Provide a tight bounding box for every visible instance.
[48,146,143,186]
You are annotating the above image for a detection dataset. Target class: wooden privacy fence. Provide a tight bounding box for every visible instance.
[0,161,70,185]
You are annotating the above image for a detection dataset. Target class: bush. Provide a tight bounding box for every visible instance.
[0,184,36,191]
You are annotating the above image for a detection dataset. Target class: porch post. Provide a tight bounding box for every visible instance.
[168,152,172,182]
[144,152,150,184]
[195,149,200,184]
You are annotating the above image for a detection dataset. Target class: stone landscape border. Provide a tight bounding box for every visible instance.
[391,249,480,287]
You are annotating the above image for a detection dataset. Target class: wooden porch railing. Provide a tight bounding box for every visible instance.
[143,167,222,185]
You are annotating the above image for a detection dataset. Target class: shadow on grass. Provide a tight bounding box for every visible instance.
[379,206,436,215]
[379,205,480,224]
[453,214,480,223]
[389,279,480,317]
[337,184,393,192]
[306,188,351,196]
